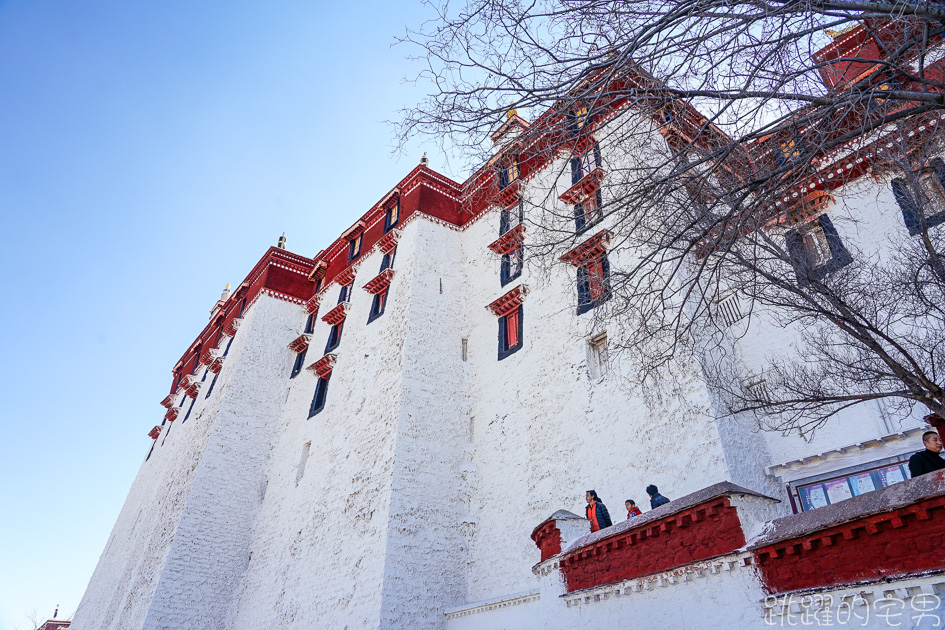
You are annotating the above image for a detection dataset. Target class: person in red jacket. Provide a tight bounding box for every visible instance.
[625,499,642,519]
[585,490,613,532]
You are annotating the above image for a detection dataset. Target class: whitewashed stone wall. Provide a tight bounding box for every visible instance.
[72,294,300,630]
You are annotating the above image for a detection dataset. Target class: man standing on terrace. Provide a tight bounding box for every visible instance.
[908,430,945,478]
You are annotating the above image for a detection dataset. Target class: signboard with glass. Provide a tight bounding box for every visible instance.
[796,462,910,512]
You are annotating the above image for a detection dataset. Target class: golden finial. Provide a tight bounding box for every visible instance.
[506,101,518,121]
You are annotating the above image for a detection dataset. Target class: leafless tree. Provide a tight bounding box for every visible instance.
[399,0,945,432]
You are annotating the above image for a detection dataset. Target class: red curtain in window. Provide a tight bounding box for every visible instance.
[378,288,387,312]
[506,308,520,348]
[588,260,606,300]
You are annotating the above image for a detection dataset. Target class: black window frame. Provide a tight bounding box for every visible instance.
[500,199,524,235]
[498,156,520,190]
[304,313,316,334]
[325,322,343,353]
[500,245,523,287]
[380,247,396,272]
[309,374,330,417]
[368,288,388,324]
[338,283,352,305]
[204,373,218,399]
[384,199,400,232]
[498,305,524,360]
[784,213,853,286]
[891,159,945,236]
[348,233,362,260]
[576,253,612,315]
[290,347,308,379]
[570,143,602,185]
[575,190,604,233]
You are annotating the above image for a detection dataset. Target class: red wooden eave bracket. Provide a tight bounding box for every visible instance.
[496,179,521,207]
[377,229,402,255]
[307,259,329,284]
[149,426,162,439]
[321,302,349,326]
[164,408,180,422]
[559,168,605,205]
[208,357,224,374]
[486,285,529,317]
[160,393,178,409]
[178,374,197,391]
[340,219,367,240]
[560,230,613,266]
[199,350,218,367]
[336,264,358,287]
[487,223,526,255]
[223,317,242,337]
[304,294,321,314]
[308,353,338,378]
[288,334,311,353]
[363,269,395,295]
[185,382,202,398]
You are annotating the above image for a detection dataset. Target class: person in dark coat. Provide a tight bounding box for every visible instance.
[908,431,945,478]
[585,490,613,532]
[646,484,670,509]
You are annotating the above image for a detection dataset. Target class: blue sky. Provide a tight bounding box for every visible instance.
[0,2,463,627]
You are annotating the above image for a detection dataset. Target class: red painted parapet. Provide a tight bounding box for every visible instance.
[751,470,945,595]
[544,482,778,593]
[531,510,588,562]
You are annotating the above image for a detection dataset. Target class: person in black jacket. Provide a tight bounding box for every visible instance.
[585,490,613,532]
[908,431,945,478]
[646,484,671,509]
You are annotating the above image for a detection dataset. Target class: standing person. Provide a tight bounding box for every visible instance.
[625,499,642,519]
[585,490,613,532]
[908,430,945,478]
[646,484,670,509]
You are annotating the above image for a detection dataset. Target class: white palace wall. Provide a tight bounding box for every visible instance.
[74,109,945,629]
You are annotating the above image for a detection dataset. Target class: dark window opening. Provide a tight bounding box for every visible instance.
[338,283,352,305]
[304,313,316,334]
[190,345,202,374]
[892,159,945,236]
[309,374,331,417]
[776,137,805,167]
[368,288,388,323]
[290,347,308,379]
[205,373,218,399]
[575,190,604,233]
[785,214,853,286]
[182,396,196,422]
[385,200,400,232]
[349,234,362,260]
[222,335,234,357]
[238,298,247,317]
[380,247,396,272]
[498,157,520,190]
[570,144,602,185]
[577,254,612,315]
[569,106,591,135]
[500,246,523,286]
[500,200,524,235]
[498,306,524,360]
[325,322,344,353]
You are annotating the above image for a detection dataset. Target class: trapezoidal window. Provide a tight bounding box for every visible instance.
[498,305,523,360]
[498,156,520,190]
[385,199,400,232]
[577,253,612,314]
[380,247,396,272]
[500,245,523,287]
[500,199,524,235]
[891,159,945,236]
[575,190,603,233]
[290,347,308,379]
[338,283,352,305]
[569,105,591,136]
[368,288,388,323]
[325,322,344,353]
[309,374,330,417]
[304,313,316,334]
[784,214,852,286]
[570,144,601,185]
[349,233,362,260]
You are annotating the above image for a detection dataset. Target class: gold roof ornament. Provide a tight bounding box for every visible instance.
[507,101,518,121]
